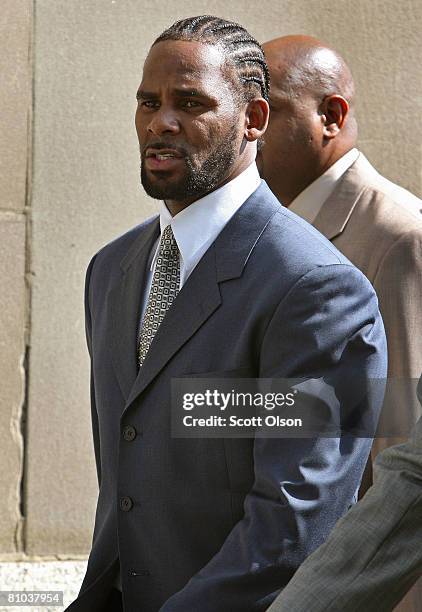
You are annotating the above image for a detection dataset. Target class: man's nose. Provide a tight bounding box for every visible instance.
[147,107,180,135]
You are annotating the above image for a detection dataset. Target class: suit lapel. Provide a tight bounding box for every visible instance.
[123,181,280,412]
[313,154,377,240]
[109,217,160,401]
[124,246,222,409]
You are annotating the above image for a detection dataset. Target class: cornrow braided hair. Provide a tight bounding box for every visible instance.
[153,15,270,104]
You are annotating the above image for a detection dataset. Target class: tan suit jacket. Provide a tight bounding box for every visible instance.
[313,153,422,444]
[310,153,422,612]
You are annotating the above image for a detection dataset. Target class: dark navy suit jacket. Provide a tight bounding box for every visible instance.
[67,182,387,611]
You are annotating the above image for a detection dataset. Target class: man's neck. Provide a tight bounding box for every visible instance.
[283,146,356,207]
[165,160,258,217]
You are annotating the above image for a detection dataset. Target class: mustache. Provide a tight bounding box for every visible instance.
[141,142,189,158]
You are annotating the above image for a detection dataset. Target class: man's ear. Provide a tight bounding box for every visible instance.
[244,98,270,142]
[320,95,349,139]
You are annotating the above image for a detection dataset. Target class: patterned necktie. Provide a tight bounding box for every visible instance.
[138,224,180,367]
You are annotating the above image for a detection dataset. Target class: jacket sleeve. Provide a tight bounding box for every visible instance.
[84,254,101,487]
[371,229,422,452]
[160,264,388,612]
[266,413,422,612]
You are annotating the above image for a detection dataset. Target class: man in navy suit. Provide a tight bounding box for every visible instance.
[67,16,387,612]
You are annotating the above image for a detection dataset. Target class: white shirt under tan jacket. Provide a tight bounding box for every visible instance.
[290,151,422,612]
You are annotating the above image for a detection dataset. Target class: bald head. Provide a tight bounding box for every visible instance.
[258,35,358,205]
[263,35,355,107]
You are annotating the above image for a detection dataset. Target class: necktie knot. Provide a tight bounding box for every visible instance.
[159,224,179,258]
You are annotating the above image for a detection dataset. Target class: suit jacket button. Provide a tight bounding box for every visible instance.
[123,425,137,441]
[128,569,150,577]
[120,496,133,512]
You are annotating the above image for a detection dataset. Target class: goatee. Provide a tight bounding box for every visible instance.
[140,125,238,202]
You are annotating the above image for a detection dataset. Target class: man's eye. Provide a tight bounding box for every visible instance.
[182,100,200,108]
[139,100,159,109]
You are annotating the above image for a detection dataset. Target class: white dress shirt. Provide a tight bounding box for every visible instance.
[290,148,359,223]
[139,162,261,325]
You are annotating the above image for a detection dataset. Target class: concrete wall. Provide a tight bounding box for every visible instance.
[0,0,32,556]
[1,0,421,557]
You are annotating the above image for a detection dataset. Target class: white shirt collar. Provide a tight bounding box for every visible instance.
[290,148,359,223]
[152,162,261,284]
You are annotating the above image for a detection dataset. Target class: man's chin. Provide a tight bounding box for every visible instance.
[141,173,184,201]
[141,168,206,201]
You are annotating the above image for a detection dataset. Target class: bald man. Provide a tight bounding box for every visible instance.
[258,35,422,612]
[258,36,422,450]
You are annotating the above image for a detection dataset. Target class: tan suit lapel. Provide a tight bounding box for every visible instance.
[313,154,378,241]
